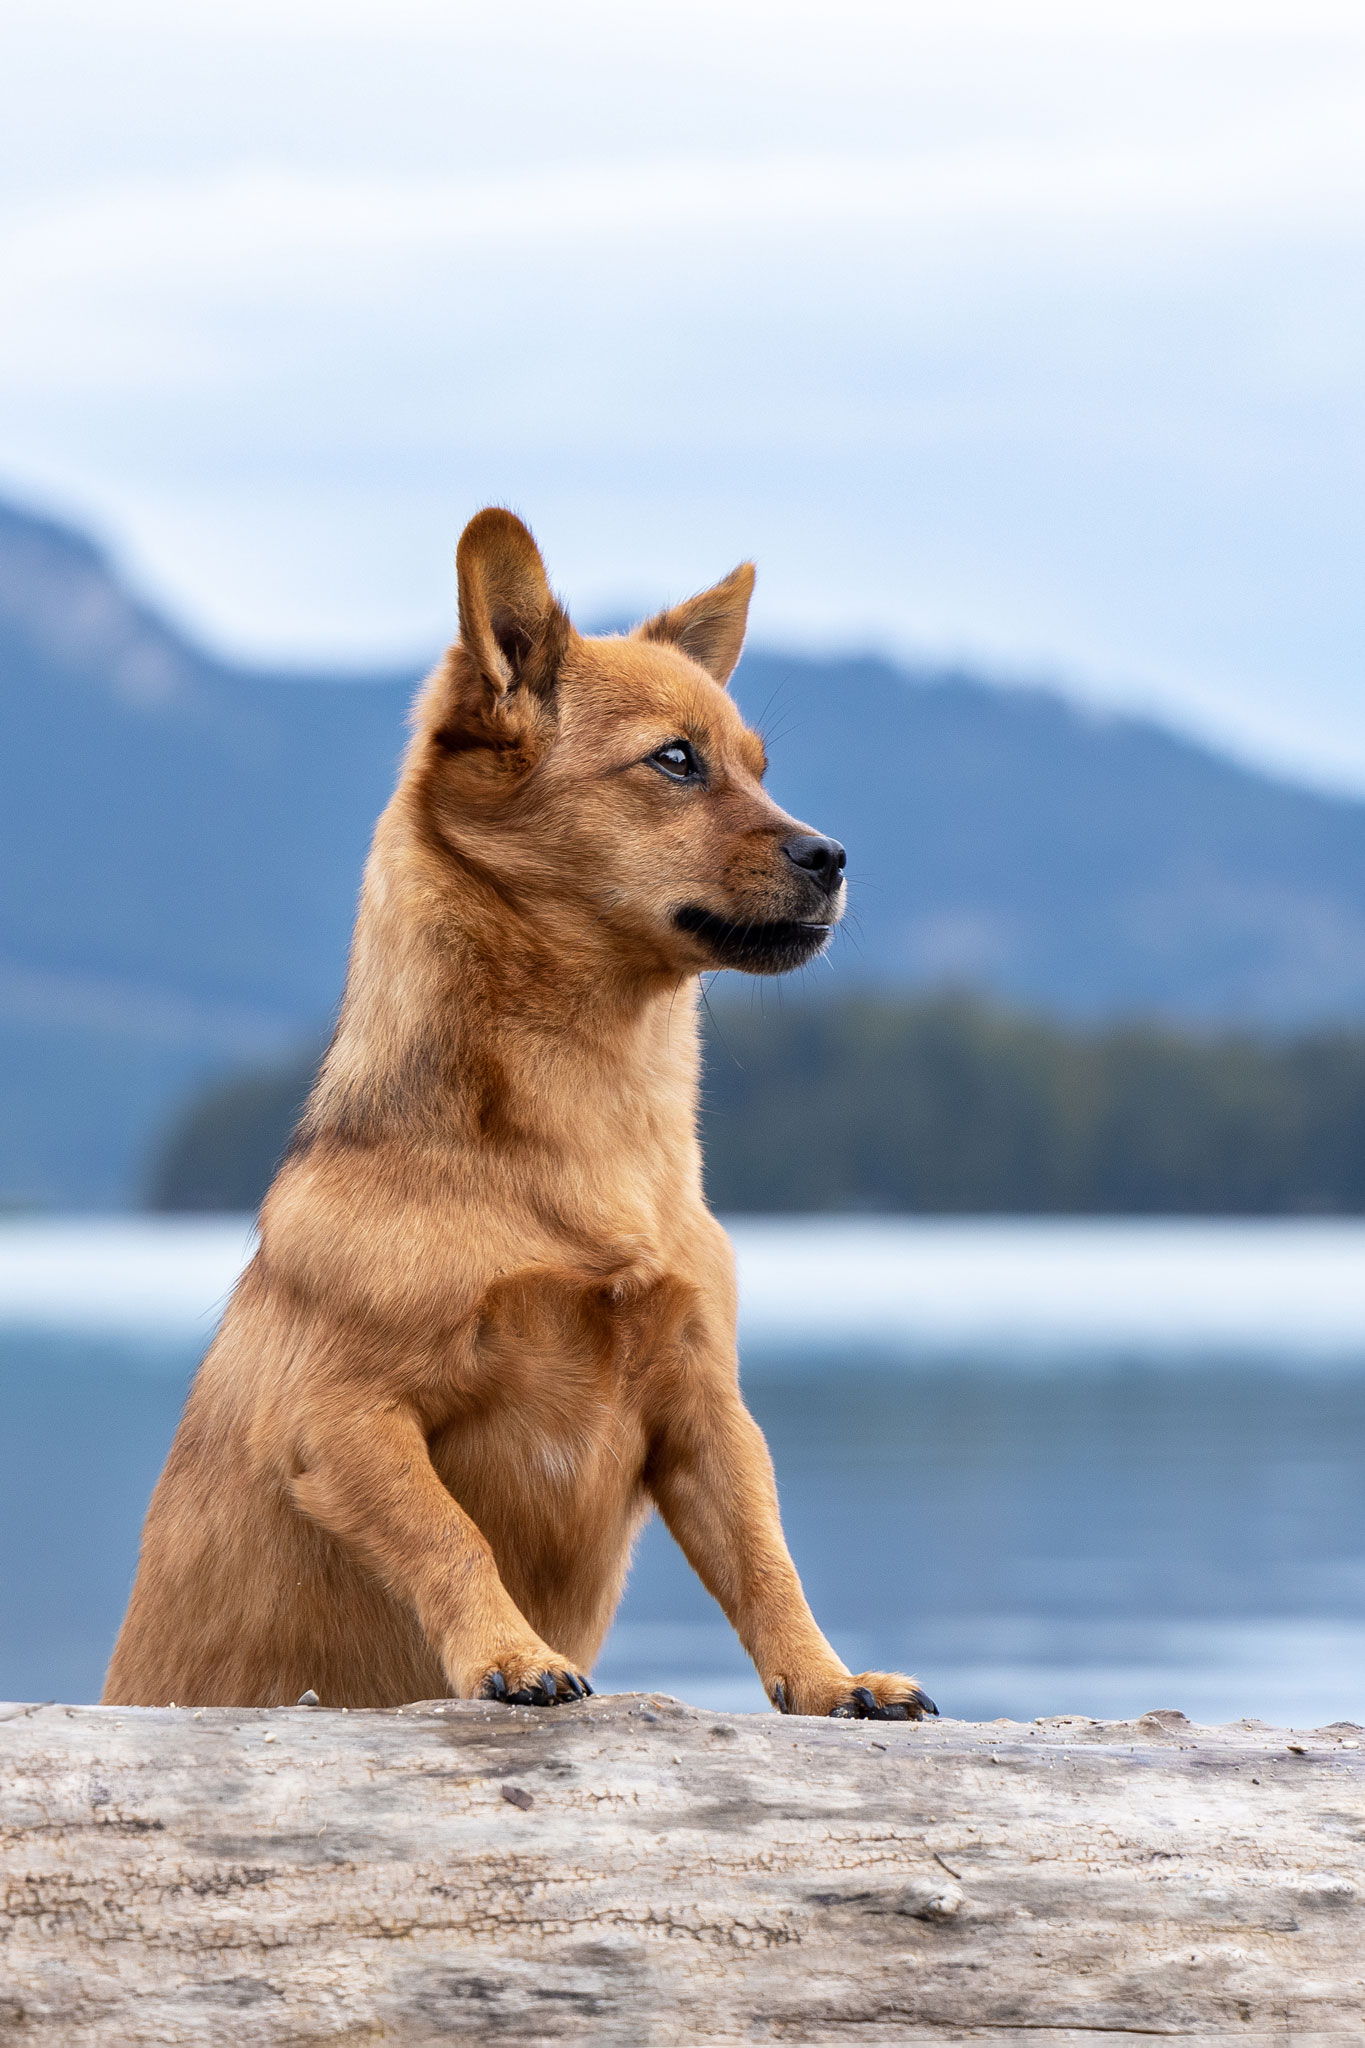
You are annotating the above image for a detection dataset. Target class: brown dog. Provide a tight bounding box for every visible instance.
[105,510,934,1723]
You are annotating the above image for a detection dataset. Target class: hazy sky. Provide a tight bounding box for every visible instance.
[2,1,1364,788]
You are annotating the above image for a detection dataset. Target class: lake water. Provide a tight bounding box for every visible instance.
[4,1216,1365,1727]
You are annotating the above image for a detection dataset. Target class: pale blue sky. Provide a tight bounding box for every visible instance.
[1,1,1363,788]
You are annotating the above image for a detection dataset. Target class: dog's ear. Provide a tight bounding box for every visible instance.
[634,562,755,687]
[455,507,570,706]
[421,510,571,763]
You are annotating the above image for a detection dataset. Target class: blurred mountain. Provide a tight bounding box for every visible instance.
[0,499,414,1205]
[7,493,1365,1205]
[762,655,1365,1020]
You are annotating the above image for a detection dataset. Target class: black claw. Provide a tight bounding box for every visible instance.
[831,1680,938,1722]
[580,1678,594,1696]
[507,1687,536,1706]
[772,1680,788,1714]
[481,1671,508,1702]
[565,1672,587,1700]
[539,1671,557,1704]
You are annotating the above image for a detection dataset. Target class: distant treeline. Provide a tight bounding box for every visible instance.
[147,994,1365,1215]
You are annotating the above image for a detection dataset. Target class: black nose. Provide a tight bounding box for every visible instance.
[782,833,847,892]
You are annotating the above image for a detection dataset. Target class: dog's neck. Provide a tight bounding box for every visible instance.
[303,825,704,1167]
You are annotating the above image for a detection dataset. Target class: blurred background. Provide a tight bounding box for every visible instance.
[4,0,1365,1724]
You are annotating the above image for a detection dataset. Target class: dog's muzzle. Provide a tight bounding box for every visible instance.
[672,905,837,974]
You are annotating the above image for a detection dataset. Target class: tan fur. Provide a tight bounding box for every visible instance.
[105,510,932,1723]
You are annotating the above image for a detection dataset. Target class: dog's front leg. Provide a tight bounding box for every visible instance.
[646,1363,936,1721]
[288,1398,591,1704]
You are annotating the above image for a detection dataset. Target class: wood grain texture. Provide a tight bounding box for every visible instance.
[3,1695,1364,2045]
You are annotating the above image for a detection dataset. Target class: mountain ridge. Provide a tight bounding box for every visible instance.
[5,493,1365,1205]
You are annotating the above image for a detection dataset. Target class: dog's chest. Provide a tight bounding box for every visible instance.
[477,1247,700,1378]
[430,1257,699,1501]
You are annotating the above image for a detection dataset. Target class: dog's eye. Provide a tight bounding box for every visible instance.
[649,739,702,783]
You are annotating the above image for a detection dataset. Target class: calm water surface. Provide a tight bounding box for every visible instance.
[3,1218,1364,1726]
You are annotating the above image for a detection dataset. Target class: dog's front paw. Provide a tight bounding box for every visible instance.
[770,1669,937,1720]
[828,1671,938,1721]
[473,1646,593,1708]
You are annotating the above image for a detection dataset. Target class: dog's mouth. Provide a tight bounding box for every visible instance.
[672,905,835,975]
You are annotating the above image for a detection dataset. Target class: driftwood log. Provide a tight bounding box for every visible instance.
[3,1695,1364,2044]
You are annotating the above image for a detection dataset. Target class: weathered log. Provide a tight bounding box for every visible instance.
[3,1694,1363,2044]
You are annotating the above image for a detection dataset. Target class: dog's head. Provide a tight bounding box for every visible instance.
[410,508,845,979]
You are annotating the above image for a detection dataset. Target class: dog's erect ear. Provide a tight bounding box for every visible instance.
[634,562,755,687]
[456,508,569,703]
